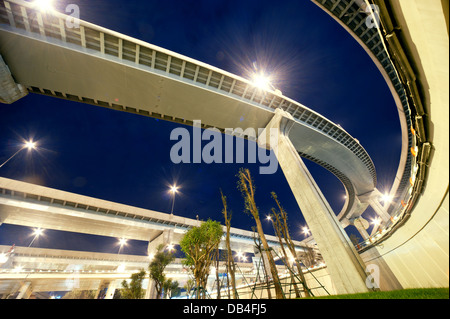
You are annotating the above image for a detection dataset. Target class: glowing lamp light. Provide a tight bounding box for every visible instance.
[236,251,247,262]
[371,218,381,226]
[33,228,44,237]
[302,226,310,236]
[381,193,393,204]
[236,251,245,261]
[33,0,54,12]
[117,264,126,272]
[170,185,178,194]
[167,243,175,252]
[251,72,271,90]
[24,140,36,150]
[118,238,127,246]
[14,265,23,273]
[0,253,8,264]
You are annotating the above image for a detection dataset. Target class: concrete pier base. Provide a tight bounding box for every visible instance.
[259,109,369,294]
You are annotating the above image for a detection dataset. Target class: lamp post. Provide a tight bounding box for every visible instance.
[0,140,36,169]
[169,185,178,215]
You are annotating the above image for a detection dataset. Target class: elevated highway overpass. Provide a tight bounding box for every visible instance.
[0,0,377,220]
[0,0,382,294]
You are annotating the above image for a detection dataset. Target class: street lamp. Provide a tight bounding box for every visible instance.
[0,140,36,169]
[371,218,381,227]
[169,184,179,215]
[33,0,55,12]
[302,226,310,237]
[236,251,246,262]
[380,193,393,205]
[166,243,175,252]
[29,228,44,247]
[118,237,127,254]
[251,72,272,90]
[249,68,282,95]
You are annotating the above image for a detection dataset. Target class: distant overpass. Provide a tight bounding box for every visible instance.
[0,176,314,256]
[0,245,259,298]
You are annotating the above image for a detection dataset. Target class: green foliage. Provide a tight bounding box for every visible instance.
[149,244,176,299]
[62,289,96,299]
[236,168,259,219]
[309,288,449,299]
[180,219,223,298]
[180,219,223,269]
[183,278,195,298]
[162,279,181,299]
[121,269,146,299]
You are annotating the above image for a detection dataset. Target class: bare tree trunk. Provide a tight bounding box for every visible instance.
[271,208,301,298]
[215,248,221,299]
[221,189,238,299]
[238,169,284,299]
[195,277,201,299]
[272,192,311,297]
[253,233,272,299]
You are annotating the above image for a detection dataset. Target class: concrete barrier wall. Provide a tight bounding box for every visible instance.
[359,0,449,291]
[361,191,449,290]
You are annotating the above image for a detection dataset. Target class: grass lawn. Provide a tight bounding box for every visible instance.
[310,288,449,299]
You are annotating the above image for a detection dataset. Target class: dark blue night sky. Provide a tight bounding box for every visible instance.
[0,0,401,255]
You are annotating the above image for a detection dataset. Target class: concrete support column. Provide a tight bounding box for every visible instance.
[94,280,108,299]
[358,189,392,223]
[259,109,369,294]
[356,226,370,242]
[104,280,117,299]
[147,229,174,256]
[16,281,32,299]
[0,54,28,104]
[145,278,157,299]
[146,230,176,299]
[351,217,371,241]
[368,198,391,223]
